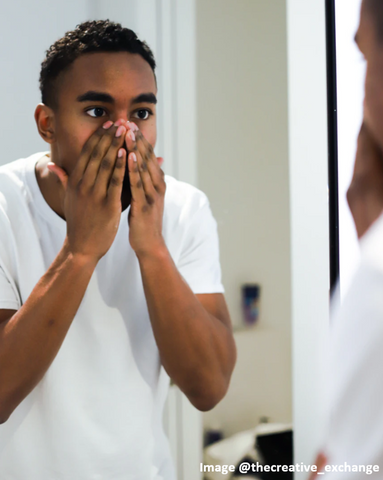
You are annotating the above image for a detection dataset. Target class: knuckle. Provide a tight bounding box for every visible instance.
[95,126,105,137]
[146,195,154,205]
[109,175,121,187]
[80,142,92,158]
[90,147,100,160]
[76,180,88,196]
[91,186,103,201]
[114,157,124,169]
[68,176,77,189]
[112,135,121,147]
[100,157,113,170]
[109,125,119,135]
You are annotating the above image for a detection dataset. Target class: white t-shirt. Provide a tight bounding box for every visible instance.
[0,151,224,480]
[322,212,383,478]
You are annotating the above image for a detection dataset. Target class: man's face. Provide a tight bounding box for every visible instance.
[357,1,383,150]
[50,51,157,193]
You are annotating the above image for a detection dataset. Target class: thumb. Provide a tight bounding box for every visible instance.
[47,162,68,190]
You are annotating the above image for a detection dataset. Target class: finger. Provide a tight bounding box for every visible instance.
[107,148,127,204]
[126,121,139,132]
[128,152,147,205]
[47,162,69,190]
[134,130,164,191]
[71,120,114,183]
[157,157,164,167]
[83,124,126,189]
[93,126,127,196]
[125,130,156,199]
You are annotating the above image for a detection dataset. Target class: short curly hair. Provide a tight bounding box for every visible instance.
[39,19,156,110]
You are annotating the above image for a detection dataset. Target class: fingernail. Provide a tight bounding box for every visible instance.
[131,152,137,162]
[118,148,124,158]
[128,122,139,132]
[115,125,126,137]
[128,129,136,142]
[103,121,113,129]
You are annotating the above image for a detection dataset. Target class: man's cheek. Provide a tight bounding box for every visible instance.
[58,130,90,173]
[140,122,156,148]
[364,79,383,149]
[364,102,383,152]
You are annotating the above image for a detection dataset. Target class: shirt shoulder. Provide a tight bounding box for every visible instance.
[0,152,47,218]
[163,175,209,220]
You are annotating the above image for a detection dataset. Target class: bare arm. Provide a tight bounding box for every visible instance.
[0,120,128,422]
[0,246,96,422]
[124,125,237,411]
[138,247,236,411]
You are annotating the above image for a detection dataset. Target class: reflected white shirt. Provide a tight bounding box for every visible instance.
[323,211,383,478]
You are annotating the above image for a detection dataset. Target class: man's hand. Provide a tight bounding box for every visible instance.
[124,123,167,257]
[47,120,127,261]
[308,452,327,480]
[347,122,383,238]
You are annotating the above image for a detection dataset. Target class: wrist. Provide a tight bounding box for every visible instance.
[62,238,99,269]
[135,239,169,263]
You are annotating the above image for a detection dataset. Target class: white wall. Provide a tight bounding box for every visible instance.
[0,0,91,165]
[196,0,293,437]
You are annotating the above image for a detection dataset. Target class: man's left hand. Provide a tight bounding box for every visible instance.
[124,123,167,257]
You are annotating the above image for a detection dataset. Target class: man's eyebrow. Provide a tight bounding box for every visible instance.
[75,91,157,105]
[76,91,115,103]
[131,93,157,105]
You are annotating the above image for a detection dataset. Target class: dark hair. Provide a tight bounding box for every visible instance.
[39,19,156,110]
[365,0,383,42]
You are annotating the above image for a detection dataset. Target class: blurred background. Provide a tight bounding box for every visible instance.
[0,1,339,479]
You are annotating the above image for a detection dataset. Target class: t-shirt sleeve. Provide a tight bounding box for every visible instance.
[0,263,20,310]
[177,195,225,294]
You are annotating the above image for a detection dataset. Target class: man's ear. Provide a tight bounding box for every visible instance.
[34,103,55,144]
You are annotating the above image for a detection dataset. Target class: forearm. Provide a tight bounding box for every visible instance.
[0,238,97,420]
[138,246,236,411]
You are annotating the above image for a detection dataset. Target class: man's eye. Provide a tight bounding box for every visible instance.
[85,107,107,118]
[133,109,151,120]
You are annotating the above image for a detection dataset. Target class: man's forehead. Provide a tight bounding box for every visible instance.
[60,52,157,98]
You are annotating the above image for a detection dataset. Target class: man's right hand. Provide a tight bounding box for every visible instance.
[347,122,383,239]
[47,120,127,262]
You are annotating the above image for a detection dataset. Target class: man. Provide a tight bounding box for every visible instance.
[310,0,383,477]
[0,20,237,479]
